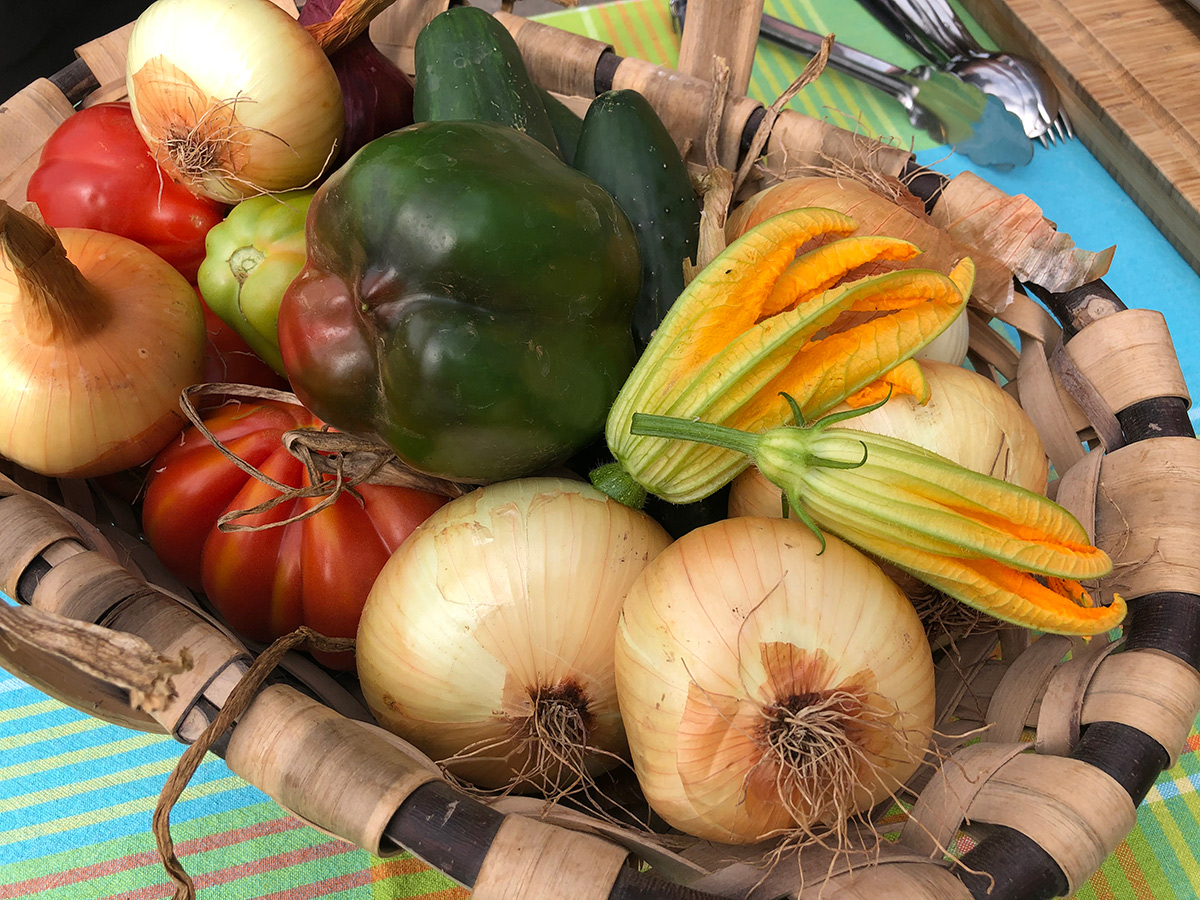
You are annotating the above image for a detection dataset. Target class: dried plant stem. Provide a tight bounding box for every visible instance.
[176,384,470,536]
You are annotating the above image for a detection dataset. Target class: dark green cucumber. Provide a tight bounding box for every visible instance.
[412,6,561,157]
[538,88,584,166]
[572,89,701,348]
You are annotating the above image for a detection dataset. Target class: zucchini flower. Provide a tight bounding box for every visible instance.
[629,398,1124,637]
[593,207,971,507]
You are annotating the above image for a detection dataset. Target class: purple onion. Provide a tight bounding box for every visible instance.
[299,0,415,163]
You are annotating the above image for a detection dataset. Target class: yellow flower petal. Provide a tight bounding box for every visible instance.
[818,515,1124,635]
[764,235,921,318]
[801,463,1111,580]
[842,359,930,409]
[727,269,963,432]
[617,207,857,409]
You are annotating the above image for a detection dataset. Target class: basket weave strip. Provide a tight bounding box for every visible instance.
[1050,342,1124,451]
[0,488,91,587]
[0,81,74,207]
[1080,648,1200,767]
[26,549,156,623]
[105,593,250,735]
[901,742,1027,857]
[471,814,630,900]
[1016,338,1091,474]
[1034,634,1123,756]
[965,310,1020,382]
[1053,449,1104,542]
[983,635,1080,745]
[680,840,969,899]
[497,10,613,101]
[977,754,1137,895]
[822,862,974,900]
[224,683,439,857]
[1065,309,1190,412]
[1093,437,1200,597]
[933,633,1002,725]
[905,747,1137,895]
[75,22,135,86]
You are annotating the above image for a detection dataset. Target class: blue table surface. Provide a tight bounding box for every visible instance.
[916,140,1200,428]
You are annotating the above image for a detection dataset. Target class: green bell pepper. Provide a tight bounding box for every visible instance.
[276,120,641,483]
[198,189,314,376]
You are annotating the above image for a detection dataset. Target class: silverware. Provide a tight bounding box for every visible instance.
[668,1,1032,170]
[757,14,1033,169]
[855,0,1072,145]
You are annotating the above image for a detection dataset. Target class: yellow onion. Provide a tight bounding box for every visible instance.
[356,477,672,794]
[0,202,205,477]
[731,359,1049,520]
[615,516,935,843]
[125,0,344,202]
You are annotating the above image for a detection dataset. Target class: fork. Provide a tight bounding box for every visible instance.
[856,0,1073,146]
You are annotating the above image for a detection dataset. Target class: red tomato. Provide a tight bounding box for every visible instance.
[27,102,227,282]
[142,400,447,669]
[199,293,290,401]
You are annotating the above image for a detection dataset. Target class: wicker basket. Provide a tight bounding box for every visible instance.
[1,2,1198,899]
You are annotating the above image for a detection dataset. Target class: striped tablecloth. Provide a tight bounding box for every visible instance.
[4,1,1200,898]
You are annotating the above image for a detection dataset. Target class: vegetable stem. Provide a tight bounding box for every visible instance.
[0,201,108,343]
[630,412,763,457]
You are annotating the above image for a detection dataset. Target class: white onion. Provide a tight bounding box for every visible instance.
[615,516,935,843]
[835,359,1049,492]
[125,0,344,202]
[356,477,672,794]
[731,359,1048,522]
[915,303,969,365]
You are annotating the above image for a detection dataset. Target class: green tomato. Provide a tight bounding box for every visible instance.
[197,189,314,376]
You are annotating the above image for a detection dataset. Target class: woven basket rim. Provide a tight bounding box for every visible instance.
[1,5,1197,900]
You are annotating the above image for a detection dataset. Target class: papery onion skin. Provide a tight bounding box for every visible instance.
[357,477,673,792]
[125,0,345,202]
[0,228,206,477]
[614,516,934,843]
[915,306,969,366]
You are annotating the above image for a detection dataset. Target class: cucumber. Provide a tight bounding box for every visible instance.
[539,89,584,166]
[413,6,561,158]
[572,89,701,348]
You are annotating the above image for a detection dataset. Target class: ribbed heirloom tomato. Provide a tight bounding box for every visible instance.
[142,400,447,669]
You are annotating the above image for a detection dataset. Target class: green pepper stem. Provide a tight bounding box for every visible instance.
[630,413,762,457]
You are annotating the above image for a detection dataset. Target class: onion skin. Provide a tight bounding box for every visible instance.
[0,220,205,478]
[356,477,673,792]
[125,0,345,202]
[915,306,969,366]
[837,359,1048,493]
[614,516,935,843]
[732,359,1048,521]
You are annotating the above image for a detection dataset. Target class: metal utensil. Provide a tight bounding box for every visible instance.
[668,1,1032,170]
[758,14,1033,169]
[855,0,1072,145]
